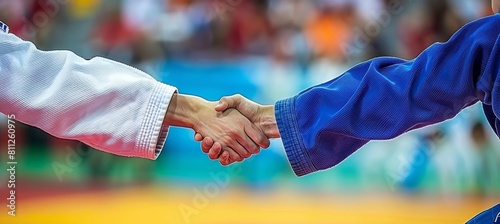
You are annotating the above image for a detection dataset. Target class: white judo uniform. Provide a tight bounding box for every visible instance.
[0,22,177,160]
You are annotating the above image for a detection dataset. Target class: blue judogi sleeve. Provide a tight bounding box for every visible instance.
[275,14,500,177]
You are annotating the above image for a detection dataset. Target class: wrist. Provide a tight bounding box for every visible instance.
[260,105,280,138]
[164,93,208,128]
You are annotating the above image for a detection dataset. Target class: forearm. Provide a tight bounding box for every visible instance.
[0,32,177,159]
[276,14,500,176]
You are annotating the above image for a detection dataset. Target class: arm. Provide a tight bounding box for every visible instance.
[0,31,176,159]
[207,14,500,174]
[164,93,269,162]
[0,31,267,160]
[276,14,500,176]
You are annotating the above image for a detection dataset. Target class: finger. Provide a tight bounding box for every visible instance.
[202,137,215,153]
[194,133,203,142]
[228,138,251,160]
[215,100,228,112]
[244,124,270,149]
[236,129,261,155]
[225,146,244,162]
[208,142,222,159]
[215,94,243,112]
[218,151,230,166]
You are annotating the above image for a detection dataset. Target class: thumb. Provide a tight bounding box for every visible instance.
[215,94,244,112]
[215,100,228,112]
[216,94,242,112]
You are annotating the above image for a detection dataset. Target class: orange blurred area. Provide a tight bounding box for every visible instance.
[1,184,496,224]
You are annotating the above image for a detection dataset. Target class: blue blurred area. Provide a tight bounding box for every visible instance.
[158,59,261,100]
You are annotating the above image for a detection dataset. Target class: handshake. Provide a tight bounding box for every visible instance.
[164,93,280,166]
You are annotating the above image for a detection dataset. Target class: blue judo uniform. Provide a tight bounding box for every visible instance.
[276,14,500,177]
[275,14,500,223]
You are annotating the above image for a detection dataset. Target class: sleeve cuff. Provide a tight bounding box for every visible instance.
[136,82,177,160]
[275,97,317,176]
[0,21,9,33]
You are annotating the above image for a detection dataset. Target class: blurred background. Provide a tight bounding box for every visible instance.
[0,0,499,223]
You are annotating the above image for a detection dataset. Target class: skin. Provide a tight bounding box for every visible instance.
[194,94,278,165]
[164,93,270,164]
[494,0,500,13]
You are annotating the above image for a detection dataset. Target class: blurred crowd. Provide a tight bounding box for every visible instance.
[0,0,494,66]
[0,0,499,196]
[0,0,495,96]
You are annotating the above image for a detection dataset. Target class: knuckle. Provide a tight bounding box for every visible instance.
[202,141,210,148]
[222,126,233,134]
[202,143,210,150]
[231,94,243,101]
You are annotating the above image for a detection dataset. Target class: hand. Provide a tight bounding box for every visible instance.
[194,94,280,165]
[217,94,280,138]
[164,93,269,163]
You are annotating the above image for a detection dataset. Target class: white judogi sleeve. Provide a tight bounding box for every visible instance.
[0,29,177,160]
